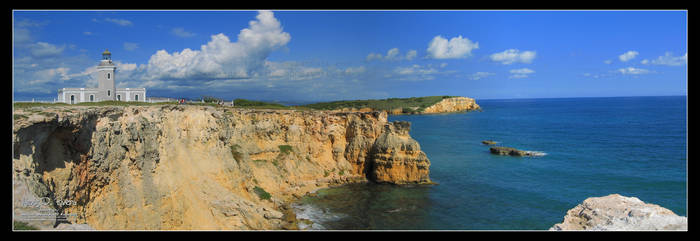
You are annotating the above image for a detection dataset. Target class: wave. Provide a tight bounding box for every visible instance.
[291,203,345,230]
[524,150,547,157]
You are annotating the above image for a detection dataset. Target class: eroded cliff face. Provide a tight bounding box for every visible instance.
[422,97,480,114]
[12,105,431,230]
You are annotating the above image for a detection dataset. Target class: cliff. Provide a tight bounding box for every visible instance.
[550,194,687,231]
[12,105,432,230]
[421,97,480,114]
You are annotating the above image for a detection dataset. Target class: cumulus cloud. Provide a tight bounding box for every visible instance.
[618,67,650,75]
[142,10,291,82]
[604,60,612,64]
[490,49,536,65]
[426,35,479,59]
[509,68,535,79]
[618,50,639,62]
[405,50,417,60]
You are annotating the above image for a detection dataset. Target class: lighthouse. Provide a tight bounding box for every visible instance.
[97,49,117,101]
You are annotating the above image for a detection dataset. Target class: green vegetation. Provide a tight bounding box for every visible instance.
[253,186,272,200]
[338,169,345,176]
[278,145,293,155]
[324,170,330,177]
[253,159,266,164]
[234,99,290,109]
[13,221,39,230]
[301,95,456,113]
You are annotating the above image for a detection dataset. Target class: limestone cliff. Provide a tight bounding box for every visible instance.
[550,194,687,231]
[421,97,480,114]
[12,105,431,230]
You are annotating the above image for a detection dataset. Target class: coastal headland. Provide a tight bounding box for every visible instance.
[12,102,435,230]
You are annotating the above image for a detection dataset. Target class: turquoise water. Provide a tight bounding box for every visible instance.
[293,96,687,230]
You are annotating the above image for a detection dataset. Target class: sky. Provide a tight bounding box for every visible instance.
[12,10,687,103]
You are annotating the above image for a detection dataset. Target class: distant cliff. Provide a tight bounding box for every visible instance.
[12,105,432,230]
[550,194,687,231]
[303,96,481,115]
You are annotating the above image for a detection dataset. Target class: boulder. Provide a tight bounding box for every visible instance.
[550,194,687,231]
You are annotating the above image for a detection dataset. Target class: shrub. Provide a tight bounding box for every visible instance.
[253,186,271,200]
[278,145,293,155]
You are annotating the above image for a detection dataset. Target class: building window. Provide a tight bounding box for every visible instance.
[90,95,94,102]
[107,73,110,79]
[117,95,121,101]
[70,95,75,104]
[108,90,111,96]
[135,94,139,101]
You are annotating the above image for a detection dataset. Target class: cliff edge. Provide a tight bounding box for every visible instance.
[12,105,432,230]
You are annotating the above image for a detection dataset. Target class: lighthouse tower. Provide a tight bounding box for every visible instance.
[97,49,116,101]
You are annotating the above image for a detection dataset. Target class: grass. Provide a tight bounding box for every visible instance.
[301,95,457,113]
[278,145,293,155]
[233,99,290,109]
[253,186,272,201]
[13,221,39,230]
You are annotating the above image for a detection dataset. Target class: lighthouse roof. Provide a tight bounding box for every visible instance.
[102,49,111,55]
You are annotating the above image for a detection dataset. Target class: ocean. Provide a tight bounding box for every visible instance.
[292,96,687,230]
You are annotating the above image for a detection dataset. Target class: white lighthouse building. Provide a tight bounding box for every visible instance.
[57,49,146,104]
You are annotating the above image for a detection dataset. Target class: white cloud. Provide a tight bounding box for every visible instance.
[367,48,418,61]
[386,48,400,60]
[344,66,366,75]
[470,72,495,80]
[641,59,649,65]
[618,50,639,62]
[123,42,139,51]
[405,50,417,60]
[617,67,650,75]
[649,52,687,66]
[366,53,383,61]
[427,35,479,59]
[171,27,196,38]
[30,42,65,57]
[490,49,536,65]
[142,10,291,82]
[509,68,535,79]
[604,60,612,64]
[104,18,133,26]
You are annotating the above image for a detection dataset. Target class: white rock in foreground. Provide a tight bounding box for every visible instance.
[550,194,687,231]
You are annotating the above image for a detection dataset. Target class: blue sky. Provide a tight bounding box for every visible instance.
[13,10,687,102]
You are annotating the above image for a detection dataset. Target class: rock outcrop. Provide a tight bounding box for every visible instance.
[550,194,687,231]
[368,121,432,184]
[12,105,432,230]
[489,146,533,156]
[421,97,480,114]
